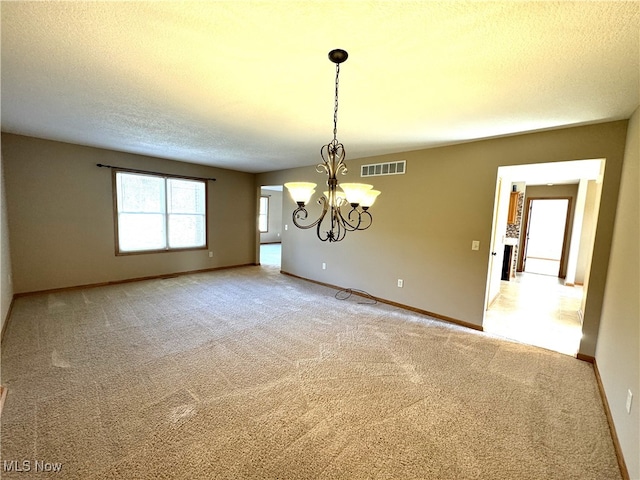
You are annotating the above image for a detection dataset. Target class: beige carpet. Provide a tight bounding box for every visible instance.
[0,265,621,479]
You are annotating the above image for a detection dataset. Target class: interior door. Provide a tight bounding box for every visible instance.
[486,177,510,309]
[523,198,569,276]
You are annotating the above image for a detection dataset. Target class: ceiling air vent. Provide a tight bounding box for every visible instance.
[361,160,406,177]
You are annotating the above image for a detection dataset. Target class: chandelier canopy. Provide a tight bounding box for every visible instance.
[285,49,380,243]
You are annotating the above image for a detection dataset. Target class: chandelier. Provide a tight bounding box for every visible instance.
[284,49,380,243]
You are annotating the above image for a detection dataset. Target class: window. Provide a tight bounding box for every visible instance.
[114,171,207,254]
[259,196,269,233]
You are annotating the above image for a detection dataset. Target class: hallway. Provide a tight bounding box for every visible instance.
[483,273,583,356]
[260,243,281,268]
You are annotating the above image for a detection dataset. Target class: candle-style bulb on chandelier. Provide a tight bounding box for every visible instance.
[285,49,380,242]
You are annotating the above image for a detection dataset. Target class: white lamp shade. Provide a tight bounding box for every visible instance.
[284,182,317,205]
[339,183,373,205]
[360,189,381,208]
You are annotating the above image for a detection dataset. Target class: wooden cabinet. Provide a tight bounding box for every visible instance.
[507,192,519,224]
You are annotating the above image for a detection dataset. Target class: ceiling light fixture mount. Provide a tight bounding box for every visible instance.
[285,49,380,243]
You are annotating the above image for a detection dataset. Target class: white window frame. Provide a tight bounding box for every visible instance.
[113,170,208,255]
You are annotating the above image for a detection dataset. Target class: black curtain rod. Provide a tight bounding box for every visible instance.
[96,163,216,182]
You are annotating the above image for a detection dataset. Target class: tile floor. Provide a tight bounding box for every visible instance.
[483,272,583,356]
[260,243,281,268]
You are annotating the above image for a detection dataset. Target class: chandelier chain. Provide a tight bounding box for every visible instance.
[333,63,340,142]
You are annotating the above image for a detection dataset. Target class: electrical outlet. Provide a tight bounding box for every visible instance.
[208,251,213,258]
[626,390,633,414]
[397,279,404,288]
[285,224,288,231]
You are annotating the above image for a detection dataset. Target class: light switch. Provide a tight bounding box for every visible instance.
[472,240,480,251]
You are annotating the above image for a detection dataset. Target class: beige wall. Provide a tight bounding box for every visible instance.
[2,134,257,293]
[595,108,639,479]
[1,151,13,340]
[258,120,628,358]
[575,180,599,284]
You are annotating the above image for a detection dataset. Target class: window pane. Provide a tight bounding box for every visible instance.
[259,215,268,232]
[168,214,205,248]
[259,196,269,232]
[115,172,207,254]
[119,213,166,251]
[259,197,269,215]
[168,179,205,214]
[117,173,165,213]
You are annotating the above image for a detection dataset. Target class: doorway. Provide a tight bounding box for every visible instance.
[484,273,584,355]
[260,243,281,268]
[258,185,283,269]
[482,159,605,356]
[521,198,571,277]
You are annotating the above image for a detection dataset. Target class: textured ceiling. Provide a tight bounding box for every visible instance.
[1,1,639,173]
